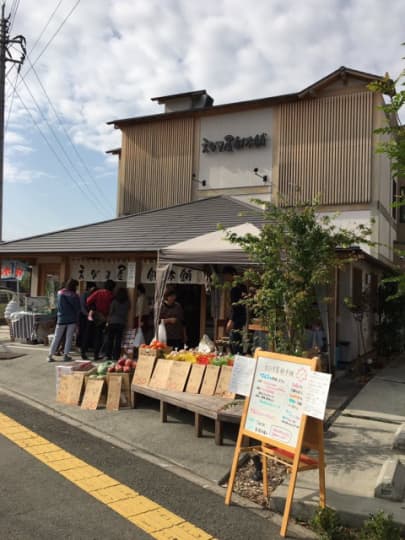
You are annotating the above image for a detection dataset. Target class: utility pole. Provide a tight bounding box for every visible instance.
[0,2,26,241]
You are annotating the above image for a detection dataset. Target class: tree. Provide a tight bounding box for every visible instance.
[226,201,372,355]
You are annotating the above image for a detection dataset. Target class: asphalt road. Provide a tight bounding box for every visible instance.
[0,393,294,540]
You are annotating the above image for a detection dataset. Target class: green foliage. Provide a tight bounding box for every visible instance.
[358,511,401,540]
[227,200,371,354]
[310,506,352,540]
[367,51,405,182]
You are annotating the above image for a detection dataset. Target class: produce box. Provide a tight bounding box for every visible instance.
[55,362,96,392]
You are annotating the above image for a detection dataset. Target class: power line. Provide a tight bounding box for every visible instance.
[27,0,80,74]
[5,57,18,132]
[6,0,80,101]
[28,0,64,57]
[19,74,111,214]
[13,86,111,218]
[25,54,109,203]
[9,0,20,32]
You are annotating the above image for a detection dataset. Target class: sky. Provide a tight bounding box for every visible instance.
[3,0,405,241]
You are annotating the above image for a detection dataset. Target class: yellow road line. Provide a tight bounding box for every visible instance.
[0,412,216,540]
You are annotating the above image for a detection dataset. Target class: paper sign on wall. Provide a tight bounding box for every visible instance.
[228,355,256,396]
[302,371,332,420]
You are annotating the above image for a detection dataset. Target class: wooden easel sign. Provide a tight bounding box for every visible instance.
[225,350,328,537]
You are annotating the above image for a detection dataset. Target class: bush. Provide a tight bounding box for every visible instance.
[310,506,353,540]
[358,511,401,540]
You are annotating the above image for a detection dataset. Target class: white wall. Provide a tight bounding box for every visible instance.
[198,108,272,190]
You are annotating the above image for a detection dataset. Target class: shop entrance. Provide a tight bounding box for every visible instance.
[175,284,201,348]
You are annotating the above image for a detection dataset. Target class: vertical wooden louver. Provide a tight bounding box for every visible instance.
[119,118,194,215]
[279,92,373,205]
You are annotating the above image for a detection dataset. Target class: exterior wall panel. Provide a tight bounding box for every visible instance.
[118,118,194,215]
[279,92,373,205]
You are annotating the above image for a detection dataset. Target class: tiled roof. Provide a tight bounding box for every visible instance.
[0,197,263,254]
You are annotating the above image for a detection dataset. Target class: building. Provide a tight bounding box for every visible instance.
[1,66,402,362]
[107,66,402,361]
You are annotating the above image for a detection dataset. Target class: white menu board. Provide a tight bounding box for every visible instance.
[245,356,311,449]
[228,355,256,397]
[302,371,332,420]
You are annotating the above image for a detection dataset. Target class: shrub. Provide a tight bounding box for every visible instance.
[358,511,401,540]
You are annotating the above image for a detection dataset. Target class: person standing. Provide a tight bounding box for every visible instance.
[47,279,81,362]
[86,279,115,361]
[78,282,96,360]
[105,287,130,360]
[160,288,186,350]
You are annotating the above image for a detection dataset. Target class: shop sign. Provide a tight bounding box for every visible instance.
[126,262,136,288]
[70,258,129,282]
[1,260,28,281]
[202,133,267,154]
[141,261,205,285]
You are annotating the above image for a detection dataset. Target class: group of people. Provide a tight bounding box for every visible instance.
[46,267,249,363]
[47,279,131,363]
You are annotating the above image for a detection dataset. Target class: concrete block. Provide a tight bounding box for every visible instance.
[393,423,405,452]
[374,458,405,502]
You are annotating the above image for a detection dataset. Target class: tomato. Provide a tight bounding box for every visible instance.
[107,366,115,372]
[118,358,126,367]
[125,358,133,368]
[123,366,131,373]
[115,365,123,372]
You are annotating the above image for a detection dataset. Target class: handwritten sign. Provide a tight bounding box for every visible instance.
[126,262,136,288]
[200,365,220,396]
[215,366,235,398]
[66,373,85,405]
[149,360,173,390]
[81,379,104,410]
[167,361,191,392]
[56,375,71,403]
[186,364,206,393]
[132,356,156,386]
[106,375,122,411]
[246,356,310,448]
[228,355,256,396]
[303,371,332,420]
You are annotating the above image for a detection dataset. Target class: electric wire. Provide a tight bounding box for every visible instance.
[6,0,80,100]
[9,0,20,32]
[19,75,111,215]
[26,0,80,75]
[5,61,18,133]
[26,54,110,202]
[28,0,64,57]
[9,45,111,211]
[13,85,110,218]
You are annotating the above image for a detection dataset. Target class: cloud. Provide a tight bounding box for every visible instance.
[5,0,405,181]
[4,158,53,184]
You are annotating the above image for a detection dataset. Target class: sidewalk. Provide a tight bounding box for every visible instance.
[271,360,405,531]
[1,331,403,533]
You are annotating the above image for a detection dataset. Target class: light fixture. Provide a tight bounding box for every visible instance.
[253,168,268,183]
[192,174,206,187]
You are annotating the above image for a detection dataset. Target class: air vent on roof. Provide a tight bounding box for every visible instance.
[151,90,214,113]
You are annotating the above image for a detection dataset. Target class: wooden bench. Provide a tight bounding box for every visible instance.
[131,383,243,445]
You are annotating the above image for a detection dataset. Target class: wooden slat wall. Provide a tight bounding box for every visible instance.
[279,92,373,205]
[119,118,194,215]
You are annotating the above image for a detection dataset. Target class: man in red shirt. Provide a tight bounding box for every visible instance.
[86,279,115,360]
